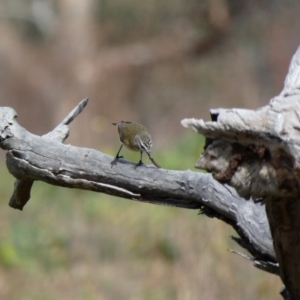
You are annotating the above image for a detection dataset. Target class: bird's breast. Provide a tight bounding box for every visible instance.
[122,138,140,151]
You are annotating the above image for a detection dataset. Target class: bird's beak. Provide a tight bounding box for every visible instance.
[112,122,118,126]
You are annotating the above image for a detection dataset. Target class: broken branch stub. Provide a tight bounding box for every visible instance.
[181,47,300,200]
[6,98,89,210]
[181,97,300,200]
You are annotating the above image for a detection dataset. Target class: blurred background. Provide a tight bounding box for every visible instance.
[0,0,298,299]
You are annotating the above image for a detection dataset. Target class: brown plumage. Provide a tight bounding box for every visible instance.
[111,121,161,169]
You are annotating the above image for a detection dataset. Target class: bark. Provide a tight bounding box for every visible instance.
[182,46,300,300]
[0,99,276,277]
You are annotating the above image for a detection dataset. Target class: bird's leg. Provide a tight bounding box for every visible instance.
[134,151,144,169]
[111,145,124,167]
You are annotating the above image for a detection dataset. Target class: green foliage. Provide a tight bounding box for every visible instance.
[152,238,180,263]
[157,131,205,170]
[0,240,19,268]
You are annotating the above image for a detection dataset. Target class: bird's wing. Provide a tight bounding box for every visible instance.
[136,135,152,154]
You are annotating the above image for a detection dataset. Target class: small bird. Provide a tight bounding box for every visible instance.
[111,121,161,169]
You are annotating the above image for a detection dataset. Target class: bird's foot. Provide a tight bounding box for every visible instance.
[110,155,123,168]
[134,160,144,169]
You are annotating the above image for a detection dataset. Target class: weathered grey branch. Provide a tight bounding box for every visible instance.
[182,46,300,299]
[0,102,276,279]
[8,98,89,210]
[228,249,278,275]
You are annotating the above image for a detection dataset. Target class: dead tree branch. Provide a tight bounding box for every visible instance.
[0,99,276,279]
[182,46,300,300]
[8,98,88,209]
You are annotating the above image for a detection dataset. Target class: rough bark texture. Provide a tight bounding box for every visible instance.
[182,46,300,300]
